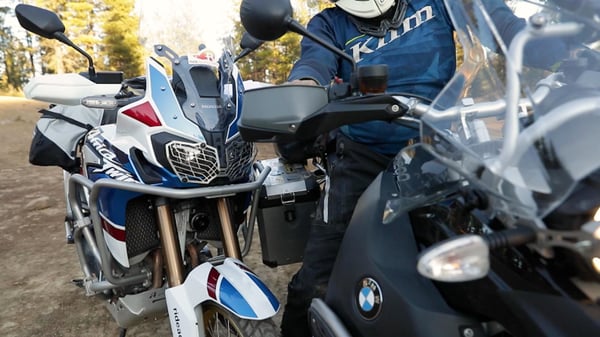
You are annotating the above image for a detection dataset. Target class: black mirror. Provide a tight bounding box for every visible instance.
[15,4,98,79]
[240,32,264,51]
[15,4,65,39]
[239,0,357,76]
[240,0,293,41]
[235,32,265,62]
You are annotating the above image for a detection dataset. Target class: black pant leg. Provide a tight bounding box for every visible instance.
[280,134,392,337]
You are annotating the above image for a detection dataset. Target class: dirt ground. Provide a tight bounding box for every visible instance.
[0,97,300,337]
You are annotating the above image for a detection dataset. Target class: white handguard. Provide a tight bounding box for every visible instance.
[24,73,121,106]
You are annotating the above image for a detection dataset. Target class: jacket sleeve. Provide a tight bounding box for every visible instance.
[485,0,568,69]
[287,11,343,85]
[484,0,526,46]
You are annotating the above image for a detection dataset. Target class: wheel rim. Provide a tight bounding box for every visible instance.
[203,304,244,337]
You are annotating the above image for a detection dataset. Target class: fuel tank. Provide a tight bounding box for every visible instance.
[324,171,484,337]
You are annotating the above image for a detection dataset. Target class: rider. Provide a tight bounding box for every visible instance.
[279,0,567,336]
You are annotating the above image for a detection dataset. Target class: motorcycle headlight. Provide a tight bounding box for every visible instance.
[166,141,220,184]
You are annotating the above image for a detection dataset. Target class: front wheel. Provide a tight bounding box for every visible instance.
[202,303,279,337]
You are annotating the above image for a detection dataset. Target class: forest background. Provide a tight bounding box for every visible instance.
[0,0,549,98]
[0,0,332,96]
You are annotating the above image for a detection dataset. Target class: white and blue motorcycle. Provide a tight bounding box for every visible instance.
[16,4,279,337]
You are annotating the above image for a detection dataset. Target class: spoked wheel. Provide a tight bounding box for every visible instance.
[202,303,279,337]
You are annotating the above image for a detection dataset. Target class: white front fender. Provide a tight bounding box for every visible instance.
[165,258,280,337]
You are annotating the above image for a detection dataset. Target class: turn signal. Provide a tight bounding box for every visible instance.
[593,207,600,222]
[417,235,490,282]
[81,95,118,109]
[592,257,600,274]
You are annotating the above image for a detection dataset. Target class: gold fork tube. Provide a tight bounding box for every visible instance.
[155,198,184,287]
[216,198,242,260]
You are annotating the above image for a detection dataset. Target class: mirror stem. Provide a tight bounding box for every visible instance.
[234,49,251,63]
[53,31,96,78]
[485,225,537,249]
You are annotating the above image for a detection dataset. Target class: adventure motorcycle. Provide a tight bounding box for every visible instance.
[238,0,600,336]
[16,4,280,337]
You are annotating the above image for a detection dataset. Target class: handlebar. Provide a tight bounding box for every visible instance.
[240,71,560,144]
[391,73,557,122]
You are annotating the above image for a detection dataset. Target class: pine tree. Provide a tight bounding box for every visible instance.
[98,0,144,78]
[232,0,332,84]
[0,5,30,93]
[31,0,143,78]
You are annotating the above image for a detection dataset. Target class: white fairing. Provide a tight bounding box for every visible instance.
[24,73,121,106]
[98,212,130,268]
[334,0,395,18]
[165,258,279,337]
[111,58,208,171]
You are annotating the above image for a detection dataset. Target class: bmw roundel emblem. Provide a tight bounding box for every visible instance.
[356,277,383,320]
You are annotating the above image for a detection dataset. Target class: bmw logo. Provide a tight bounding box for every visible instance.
[356,277,383,320]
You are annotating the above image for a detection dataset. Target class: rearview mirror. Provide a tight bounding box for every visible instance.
[240,32,264,51]
[239,0,358,80]
[239,0,293,41]
[15,4,98,79]
[15,4,65,39]
[235,32,265,62]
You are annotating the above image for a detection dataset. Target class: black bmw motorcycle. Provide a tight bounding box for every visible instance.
[238,0,600,336]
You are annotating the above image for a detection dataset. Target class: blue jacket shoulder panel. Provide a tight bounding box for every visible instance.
[289,0,455,91]
[288,0,543,154]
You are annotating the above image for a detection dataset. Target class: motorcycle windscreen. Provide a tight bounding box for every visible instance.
[411,0,600,220]
[170,51,243,142]
[145,58,207,141]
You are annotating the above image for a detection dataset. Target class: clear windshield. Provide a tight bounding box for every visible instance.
[393,0,600,222]
[137,1,235,54]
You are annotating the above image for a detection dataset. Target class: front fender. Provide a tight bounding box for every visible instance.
[165,258,280,336]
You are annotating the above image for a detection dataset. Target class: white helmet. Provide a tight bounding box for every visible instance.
[332,0,396,19]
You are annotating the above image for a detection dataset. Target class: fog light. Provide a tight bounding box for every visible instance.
[417,235,490,282]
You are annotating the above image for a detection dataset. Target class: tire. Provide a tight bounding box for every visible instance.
[202,303,279,337]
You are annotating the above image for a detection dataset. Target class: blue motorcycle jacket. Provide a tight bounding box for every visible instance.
[288,0,558,155]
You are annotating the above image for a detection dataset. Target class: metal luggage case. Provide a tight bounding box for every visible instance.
[256,158,320,267]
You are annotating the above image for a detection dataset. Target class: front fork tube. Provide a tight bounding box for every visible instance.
[155,197,185,287]
[155,196,242,287]
[216,198,242,260]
